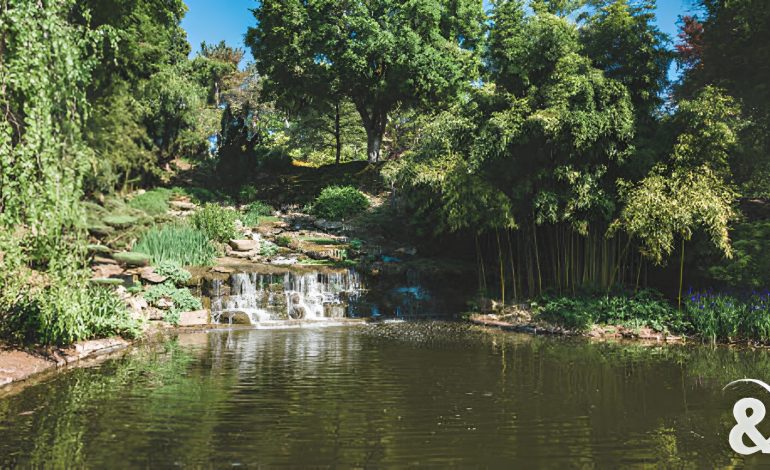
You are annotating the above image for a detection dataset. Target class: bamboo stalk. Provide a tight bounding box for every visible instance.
[496,229,505,305]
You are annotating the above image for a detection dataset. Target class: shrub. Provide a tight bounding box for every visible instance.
[145,282,202,325]
[260,240,279,257]
[241,201,274,226]
[191,203,237,243]
[170,186,226,205]
[537,297,596,332]
[3,284,142,345]
[536,290,682,333]
[275,235,292,247]
[238,184,259,203]
[128,188,172,216]
[310,186,370,220]
[134,224,216,266]
[153,261,192,286]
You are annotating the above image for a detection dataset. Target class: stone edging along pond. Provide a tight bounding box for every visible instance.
[468,313,686,343]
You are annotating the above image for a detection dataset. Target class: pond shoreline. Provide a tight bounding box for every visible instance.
[468,313,686,343]
[0,320,370,394]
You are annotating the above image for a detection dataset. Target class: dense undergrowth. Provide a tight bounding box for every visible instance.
[534,289,770,344]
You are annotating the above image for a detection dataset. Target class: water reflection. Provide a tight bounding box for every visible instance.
[0,323,768,467]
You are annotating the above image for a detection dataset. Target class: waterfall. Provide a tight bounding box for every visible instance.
[210,270,363,324]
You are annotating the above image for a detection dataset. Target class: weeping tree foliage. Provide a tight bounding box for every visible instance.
[0,0,140,344]
[247,0,485,162]
[0,0,98,266]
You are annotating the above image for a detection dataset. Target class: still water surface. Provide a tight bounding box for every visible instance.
[1,322,770,467]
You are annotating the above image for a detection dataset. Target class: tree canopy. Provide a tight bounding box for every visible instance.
[247,0,485,162]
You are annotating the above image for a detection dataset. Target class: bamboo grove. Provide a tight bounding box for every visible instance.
[384,1,752,302]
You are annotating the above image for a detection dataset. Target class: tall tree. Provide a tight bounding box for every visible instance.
[247,0,485,162]
[581,0,671,126]
[676,0,770,197]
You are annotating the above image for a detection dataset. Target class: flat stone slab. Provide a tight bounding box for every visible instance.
[169,200,196,211]
[178,309,210,327]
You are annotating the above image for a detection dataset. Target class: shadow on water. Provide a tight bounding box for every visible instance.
[1,322,769,467]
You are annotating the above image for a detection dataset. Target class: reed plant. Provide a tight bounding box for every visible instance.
[134,224,216,266]
[686,290,770,343]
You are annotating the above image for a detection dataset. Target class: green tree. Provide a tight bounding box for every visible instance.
[677,0,770,197]
[613,87,742,306]
[581,0,671,125]
[247,0,485,162]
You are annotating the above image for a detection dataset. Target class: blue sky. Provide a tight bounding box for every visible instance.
[181,0,693,78]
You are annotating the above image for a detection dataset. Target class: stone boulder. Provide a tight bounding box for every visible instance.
[218,311,252,325]
[314,219,343,231]
[229,239,258,252]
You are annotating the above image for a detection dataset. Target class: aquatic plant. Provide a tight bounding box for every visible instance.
[134,224,216,266]
[686,290,770,343]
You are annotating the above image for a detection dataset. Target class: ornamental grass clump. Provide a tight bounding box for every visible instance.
[1,282,142,345]
[134,224,216,266]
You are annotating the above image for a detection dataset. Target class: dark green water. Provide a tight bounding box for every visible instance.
[1,322,770,467]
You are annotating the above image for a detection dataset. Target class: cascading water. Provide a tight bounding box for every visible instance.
[210,270,363,324]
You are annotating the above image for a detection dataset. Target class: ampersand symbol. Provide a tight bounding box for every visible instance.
[729,397,770,455]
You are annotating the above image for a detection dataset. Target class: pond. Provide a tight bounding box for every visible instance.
[0,322,768,467]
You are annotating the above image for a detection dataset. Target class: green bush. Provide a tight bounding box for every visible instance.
[191,203,237,243]
[238,184,259,203]
[275,235,292,247]
[536,290,682,333]
[153,261,192,286]
[128,188,172,216]
[310,186,370,220]
[145,282,202,325]
[260,240,279,257]
[170,186,226,205]
[241,201,274,226]
[537,297,596,332]
[134,224,216,266]
[707,221,770,289]
[3,284,141,345]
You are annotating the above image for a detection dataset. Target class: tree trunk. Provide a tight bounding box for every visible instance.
[355,100,388,163]
[366,128,383,163]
